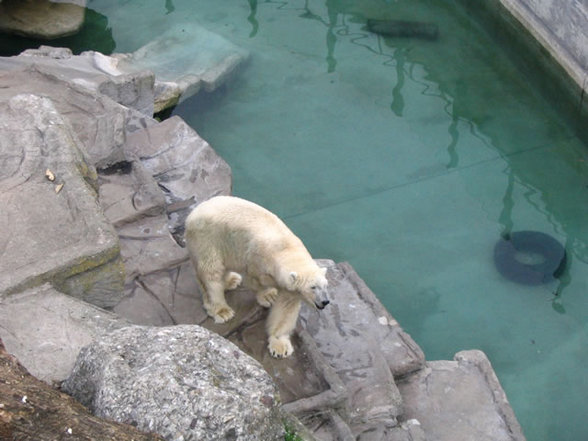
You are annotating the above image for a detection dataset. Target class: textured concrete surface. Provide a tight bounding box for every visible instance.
[500,0,587,92]
[459,0,588,116]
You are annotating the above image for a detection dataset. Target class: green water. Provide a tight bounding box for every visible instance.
[6,1,587,439]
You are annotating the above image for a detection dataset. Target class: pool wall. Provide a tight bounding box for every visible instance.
[457,0,588,138]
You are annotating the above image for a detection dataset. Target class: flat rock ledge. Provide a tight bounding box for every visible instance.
[0,36,526,441]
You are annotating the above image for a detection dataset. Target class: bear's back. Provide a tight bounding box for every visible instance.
[186,196,298,246]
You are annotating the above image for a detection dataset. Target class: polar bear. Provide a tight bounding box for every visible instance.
[185,196,329,356]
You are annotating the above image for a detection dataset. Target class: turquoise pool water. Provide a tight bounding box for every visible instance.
[6,1,587,439]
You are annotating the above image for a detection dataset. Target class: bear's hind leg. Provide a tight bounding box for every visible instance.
[266,291,301,358]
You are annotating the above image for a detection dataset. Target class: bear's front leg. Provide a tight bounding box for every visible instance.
[266,291,301,358]
[198,272,235,324]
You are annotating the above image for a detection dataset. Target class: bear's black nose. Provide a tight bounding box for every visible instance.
[319,300,330,309]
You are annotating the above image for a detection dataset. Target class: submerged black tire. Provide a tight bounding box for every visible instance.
[494,231,566,285]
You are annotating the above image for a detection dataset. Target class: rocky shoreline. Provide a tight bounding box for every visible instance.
[0,31,525,441]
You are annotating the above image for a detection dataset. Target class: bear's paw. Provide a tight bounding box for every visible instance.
[223,271,243,290]
[210,305,235,323]
[268,336,294,358]
[256,287,278,308]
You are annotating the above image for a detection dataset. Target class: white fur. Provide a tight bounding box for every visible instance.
[185,196,329,356]
[266,290,301,358]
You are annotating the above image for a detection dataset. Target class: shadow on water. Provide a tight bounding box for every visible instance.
[0,7,115,56]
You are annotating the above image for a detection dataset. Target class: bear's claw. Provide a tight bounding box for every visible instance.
[268,336,294,358]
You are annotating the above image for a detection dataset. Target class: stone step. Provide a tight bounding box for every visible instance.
[397,350,526,441]
[114,24,250,112]
[0,94,124,308]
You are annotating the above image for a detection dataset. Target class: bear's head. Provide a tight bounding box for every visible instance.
[285,265,329,310]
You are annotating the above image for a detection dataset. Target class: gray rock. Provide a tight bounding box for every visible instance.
[114,24,250,112]
[124,116,232,242]
[0,46,156,116]
[0,66,128,168]
[397,350,526,441]
[0,284,128,385]
[300,261,425,437]
[0,0,86,40]
[98,160,166,227]
[0,94,124,306]
[63,325,285,441]
[117,214,189,280]
[114,260,201,326]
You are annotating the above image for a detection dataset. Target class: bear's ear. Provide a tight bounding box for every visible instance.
[288,271,298,289]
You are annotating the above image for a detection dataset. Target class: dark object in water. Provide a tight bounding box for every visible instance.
[494,231,567,285]
[367,19,439,40]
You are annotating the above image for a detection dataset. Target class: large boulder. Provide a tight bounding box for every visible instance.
[0,0,86,40]
[62,325,285,441]
[0,338,165,441]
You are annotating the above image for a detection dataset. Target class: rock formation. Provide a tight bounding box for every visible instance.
[0,30,526,441]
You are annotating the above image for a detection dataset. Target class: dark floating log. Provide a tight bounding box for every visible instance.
[0,339,164,441]
[367,19,439,40]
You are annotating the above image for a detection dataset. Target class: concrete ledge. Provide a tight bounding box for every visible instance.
[457,0,588,128]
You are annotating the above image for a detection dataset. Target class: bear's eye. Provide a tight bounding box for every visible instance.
[311,285,317,290]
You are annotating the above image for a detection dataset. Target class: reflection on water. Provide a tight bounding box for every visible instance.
[165,0,175,15]
[247,0,259,38]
